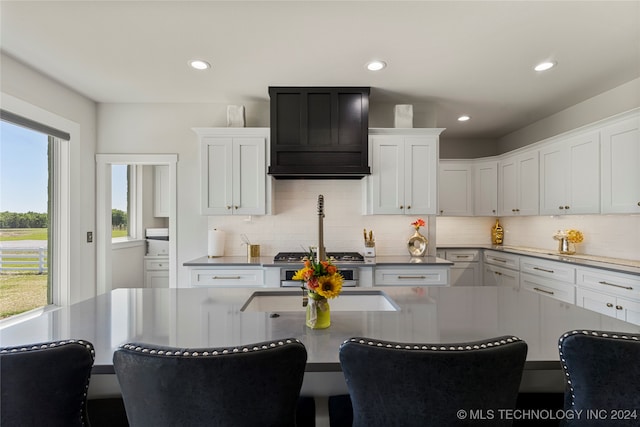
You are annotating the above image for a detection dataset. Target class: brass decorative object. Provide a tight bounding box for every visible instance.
[491,219,504,245]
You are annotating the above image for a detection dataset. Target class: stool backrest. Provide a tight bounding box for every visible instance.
[1,339,95,427]
[113,338,307,427]
[339,335,527,427]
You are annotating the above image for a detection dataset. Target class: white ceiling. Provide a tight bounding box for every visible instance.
[1,1,639,138]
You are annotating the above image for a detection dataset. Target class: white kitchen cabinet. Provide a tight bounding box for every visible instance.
[374,266,449,286]
[190,268,264,287]
[539,131,600,215]
[575,267,640,326]
[438,161,473,216]
[195,128,269,216]
[484,264,520,289]
[144,256,169,288]
[498,150,539,216]
[600,115,640,214]
[153,165,170,217]
[365,129,441,215]
[474,160,498,216]
[439,249,481,286]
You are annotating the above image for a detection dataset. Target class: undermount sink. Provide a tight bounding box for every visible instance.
[241,290,400,312]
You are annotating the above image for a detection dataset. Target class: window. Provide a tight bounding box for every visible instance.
[111,164,129,239]
[0,117,64,319]
[110,164,142,243]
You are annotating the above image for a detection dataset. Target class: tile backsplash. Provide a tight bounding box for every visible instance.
[207,179,640,262]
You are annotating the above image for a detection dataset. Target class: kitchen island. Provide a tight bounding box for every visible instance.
[2,286,638,380]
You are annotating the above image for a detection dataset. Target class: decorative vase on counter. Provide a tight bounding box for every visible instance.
[306,292,331,329]
[558,238,576,255]
[407,229,428,257]
[491,219,504,245]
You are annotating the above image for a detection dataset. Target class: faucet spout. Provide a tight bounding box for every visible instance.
[317,195,326,262]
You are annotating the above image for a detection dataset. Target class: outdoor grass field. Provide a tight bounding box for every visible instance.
[0,274,48,319]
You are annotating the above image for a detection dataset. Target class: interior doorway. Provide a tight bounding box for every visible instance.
[95,154,177,294]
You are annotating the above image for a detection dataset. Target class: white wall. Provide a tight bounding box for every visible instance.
[499,78,640,153]
[1,53,98,303]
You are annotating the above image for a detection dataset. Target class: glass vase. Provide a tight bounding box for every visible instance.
[407,229,428,257]
[305,293,330,329]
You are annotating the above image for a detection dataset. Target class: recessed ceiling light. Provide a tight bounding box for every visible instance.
[534,61,556,72]
[366,60,386,71]
[189,59,211,70]
[457,115,471,122]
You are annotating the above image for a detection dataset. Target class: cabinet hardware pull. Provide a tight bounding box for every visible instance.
[606,303,614,307]
[598,281,633,290]
[226,206,231,210]
[492,209,496,213]
[559,206,564,210]
[397,275,426,279]
[234,206,239,209]
[212,276,241,280]
[492,258,507,263]
[399,205,403,209]
[616,305,623,310]
[494,271,503,276]
[533,267,554,274]
[455,255,471,259]
[564,205,570,209]
[533,287,554,295]
[407,205,411,209]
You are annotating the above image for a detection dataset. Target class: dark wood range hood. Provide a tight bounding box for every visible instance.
[268,86,371,179]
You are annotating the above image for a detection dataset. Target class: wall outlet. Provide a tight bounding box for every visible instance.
[87,231,93,243]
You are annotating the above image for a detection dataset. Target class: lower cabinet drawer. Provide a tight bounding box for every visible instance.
[520,272,575,304]
[520,258,575,283]
[190,269,264,287]
[375,268,449,286]
[484,250,520,270]
[145,258,169,271]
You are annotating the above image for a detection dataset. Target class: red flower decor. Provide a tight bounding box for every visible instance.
[411,218,426,230]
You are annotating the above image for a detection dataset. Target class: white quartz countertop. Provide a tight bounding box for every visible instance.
[183,255,453,267]
[2,287,638,374]
[184,247,638,275]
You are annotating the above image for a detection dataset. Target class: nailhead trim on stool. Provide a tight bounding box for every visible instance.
[342,336,522,351]
[119,338,302,357]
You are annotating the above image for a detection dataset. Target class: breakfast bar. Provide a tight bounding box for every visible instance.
[2,285,638,394]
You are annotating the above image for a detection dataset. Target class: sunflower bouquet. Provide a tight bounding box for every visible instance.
[553,229,584,244]
[293,250,343,299]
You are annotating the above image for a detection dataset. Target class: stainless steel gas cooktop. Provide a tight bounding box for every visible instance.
[273,252,364,263]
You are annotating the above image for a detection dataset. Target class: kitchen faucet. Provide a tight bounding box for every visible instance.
[317,195,326,262]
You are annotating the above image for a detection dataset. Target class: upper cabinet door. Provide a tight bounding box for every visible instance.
[498,150,539,216]
[474,160,498,216]
[370,135,405,214]
[601,116,640,214]
[233,138,266,215]
[201,137,234,215]
[438,161,473,216]
[405,137,437,215]
[153,165,170,218]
